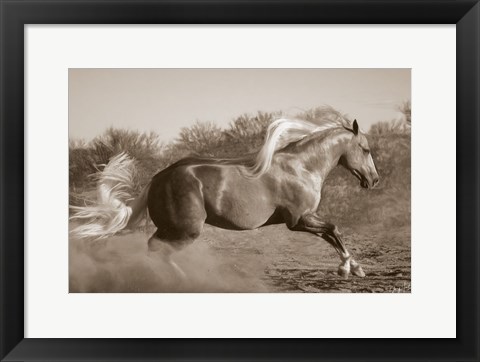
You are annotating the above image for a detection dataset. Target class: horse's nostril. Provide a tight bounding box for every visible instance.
[372,178,379,187]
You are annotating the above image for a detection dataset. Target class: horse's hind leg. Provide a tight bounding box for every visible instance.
[147,233,190,280]
[146,168,208,281]
[147,213,206,281]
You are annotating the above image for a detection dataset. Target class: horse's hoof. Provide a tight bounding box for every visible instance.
[337,265,350,279]
[351,264,366,277]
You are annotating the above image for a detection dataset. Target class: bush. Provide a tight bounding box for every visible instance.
[177,121,224,155]
[69,128,164,198]
[397,100,411,125]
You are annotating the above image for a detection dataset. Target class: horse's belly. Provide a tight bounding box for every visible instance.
[196,166,275,230]
[211,190,275,229]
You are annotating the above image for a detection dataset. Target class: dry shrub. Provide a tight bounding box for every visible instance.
[177,121,224,155]
[69,128,164,205]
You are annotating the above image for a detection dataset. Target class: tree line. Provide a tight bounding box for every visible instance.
[70,103,411,229]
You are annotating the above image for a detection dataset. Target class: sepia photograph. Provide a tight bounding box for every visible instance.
[69,68,411,293]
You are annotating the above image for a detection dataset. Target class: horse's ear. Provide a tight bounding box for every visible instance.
[353,119,359,135]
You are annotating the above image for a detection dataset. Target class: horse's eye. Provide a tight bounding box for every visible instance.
[359,144,369,154]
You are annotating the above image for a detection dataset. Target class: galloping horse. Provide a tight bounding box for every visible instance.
[71,108,379,279]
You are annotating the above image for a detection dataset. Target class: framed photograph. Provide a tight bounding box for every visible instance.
[68,68,411,293]
[1,0,478,361]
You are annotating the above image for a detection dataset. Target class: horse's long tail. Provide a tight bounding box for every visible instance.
[69,153,151,239]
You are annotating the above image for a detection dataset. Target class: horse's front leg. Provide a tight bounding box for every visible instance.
[293,213,365,279]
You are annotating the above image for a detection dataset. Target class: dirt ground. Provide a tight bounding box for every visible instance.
[69,222,410,293]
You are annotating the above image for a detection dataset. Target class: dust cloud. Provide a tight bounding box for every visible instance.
[69,223,411,293]
[69,227,269,293]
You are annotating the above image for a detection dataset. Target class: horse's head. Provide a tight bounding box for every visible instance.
[340,120,379,189]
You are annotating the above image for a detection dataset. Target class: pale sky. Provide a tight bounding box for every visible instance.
[69,68,410,142]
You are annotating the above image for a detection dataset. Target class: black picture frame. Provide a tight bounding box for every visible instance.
[1,1,479,361]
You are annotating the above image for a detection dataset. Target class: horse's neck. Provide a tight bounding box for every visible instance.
[274,130,351,182]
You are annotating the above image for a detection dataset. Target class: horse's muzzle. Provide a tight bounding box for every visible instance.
[364,176,379,189]
[357,171,379,189]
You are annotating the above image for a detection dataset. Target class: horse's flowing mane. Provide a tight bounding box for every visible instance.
[247,106,352,177]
